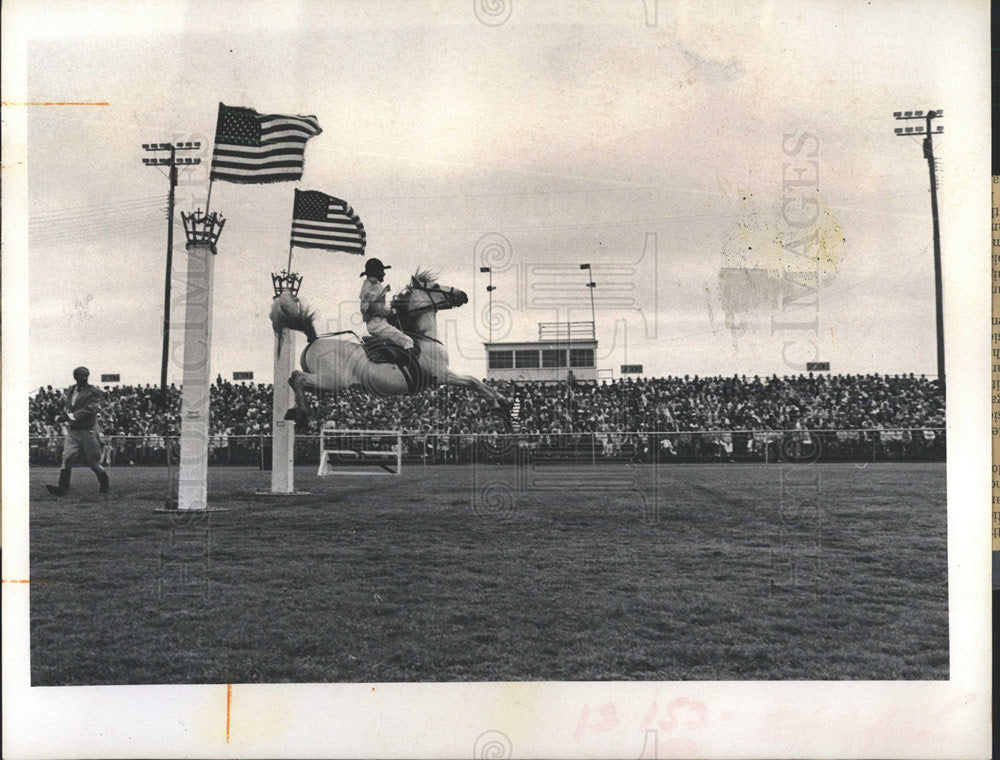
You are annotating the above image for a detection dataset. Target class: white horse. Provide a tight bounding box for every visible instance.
[270,269,511,426]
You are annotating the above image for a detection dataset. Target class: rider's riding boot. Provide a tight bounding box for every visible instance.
[97,470,110,494]
[47,468,72,497]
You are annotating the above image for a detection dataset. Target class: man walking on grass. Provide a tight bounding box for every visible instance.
[46,366,110,497]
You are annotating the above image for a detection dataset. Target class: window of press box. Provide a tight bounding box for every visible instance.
[542,349,567,368]
[515,350,540,368]
[488,350,514,369]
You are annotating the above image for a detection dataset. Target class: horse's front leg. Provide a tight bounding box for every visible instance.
[285,370,313,424]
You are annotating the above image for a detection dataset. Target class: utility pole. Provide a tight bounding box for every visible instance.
[893,109,944,394]
[142,141,201,400]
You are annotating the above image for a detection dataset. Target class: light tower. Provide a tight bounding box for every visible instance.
[893,109,945,393]
[581,263,596,329]
[618,317,628,368]
[480,266,496,346]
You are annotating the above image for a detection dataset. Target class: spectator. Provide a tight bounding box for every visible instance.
[29,372,945,463]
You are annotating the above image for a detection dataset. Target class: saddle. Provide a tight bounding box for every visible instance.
[360,337,432,393]
[361,336,413,364]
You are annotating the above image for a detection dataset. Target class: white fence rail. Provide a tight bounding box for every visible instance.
[28,428,946,468]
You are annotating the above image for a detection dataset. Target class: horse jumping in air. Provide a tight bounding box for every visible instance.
[270,268,511,426]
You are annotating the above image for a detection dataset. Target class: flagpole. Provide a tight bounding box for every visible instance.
[204,178,214,217]
[287,190,296,275]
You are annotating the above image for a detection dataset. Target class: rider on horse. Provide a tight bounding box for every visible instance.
[273,265,512,426]
[359,257,419,369]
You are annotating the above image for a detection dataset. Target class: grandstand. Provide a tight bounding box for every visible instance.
[29,372,945,466]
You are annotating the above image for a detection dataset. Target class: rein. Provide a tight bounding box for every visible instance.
[305,278,456,346]
[308,329,443,346]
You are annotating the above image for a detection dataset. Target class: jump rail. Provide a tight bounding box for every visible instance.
[317,426,403,476]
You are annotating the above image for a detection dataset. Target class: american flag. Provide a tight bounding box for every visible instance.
[210,103,322,184]
[290,189,366,254]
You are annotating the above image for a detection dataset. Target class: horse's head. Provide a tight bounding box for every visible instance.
[392,269,468,333]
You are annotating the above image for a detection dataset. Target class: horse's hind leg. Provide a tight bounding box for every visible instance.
[284,372,302,421]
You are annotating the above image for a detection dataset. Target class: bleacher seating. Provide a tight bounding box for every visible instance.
[29,372,945,438]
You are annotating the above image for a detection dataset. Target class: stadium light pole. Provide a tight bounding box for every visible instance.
[617,317,628,375]
[623,319,628,365]
[480,266,496,347]
[142,140,202,400]
[893,109,945,394]
[581,263,596,332]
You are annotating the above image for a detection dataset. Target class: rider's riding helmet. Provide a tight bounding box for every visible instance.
[361,257,390,279]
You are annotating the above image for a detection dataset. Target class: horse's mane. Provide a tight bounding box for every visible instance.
[410,267,439,287]
[390,268,438,330]
[393,268,439,305]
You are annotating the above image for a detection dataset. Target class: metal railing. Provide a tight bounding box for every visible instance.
[28,428,945,468]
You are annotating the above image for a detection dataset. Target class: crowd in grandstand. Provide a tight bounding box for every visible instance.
[28,373,945,465]
[30,372,945,439]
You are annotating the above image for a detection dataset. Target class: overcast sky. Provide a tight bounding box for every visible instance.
[11,0,990,389]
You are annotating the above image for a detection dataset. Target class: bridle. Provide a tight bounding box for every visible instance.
[393,280,465,318]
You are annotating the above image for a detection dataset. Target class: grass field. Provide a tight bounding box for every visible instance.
[29,460,948,684]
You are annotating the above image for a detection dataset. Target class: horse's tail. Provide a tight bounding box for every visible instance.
[269,292,317,355]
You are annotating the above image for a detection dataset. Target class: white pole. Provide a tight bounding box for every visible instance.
[270,326,297,493]
[176,239,215,511]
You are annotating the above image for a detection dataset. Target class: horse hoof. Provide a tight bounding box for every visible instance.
[285,409,309,425]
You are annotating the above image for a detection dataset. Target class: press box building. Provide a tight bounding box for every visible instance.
[484,321,597,383]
